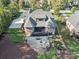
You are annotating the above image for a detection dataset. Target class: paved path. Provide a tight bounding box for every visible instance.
[0,34,37,59]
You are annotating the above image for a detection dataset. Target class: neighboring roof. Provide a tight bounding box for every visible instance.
[9,9,30,28]
[50,10,72,14]
[9,18,24,28]
[24,9,54,27]
[67,11,79,32]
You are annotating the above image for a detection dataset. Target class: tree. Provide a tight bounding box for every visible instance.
[0,7,5,34]
[0,0,10,7]
[29,0,38,10]
[0,7,11,34]
[41,0,49,11]
[8,2,19,17]
[51,0,65,15]
[18,0,25,9]
[29,0,49,10]
[0,0,20,35]
[67,0,72,3]
[71,6,78,13]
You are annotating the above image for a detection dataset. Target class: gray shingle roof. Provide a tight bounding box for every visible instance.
[9,10,30,28]
[24,9,54,27]
[9,18,24,28]
[68,11,79,32]
[31,9,54,19]
[25,17,37,27]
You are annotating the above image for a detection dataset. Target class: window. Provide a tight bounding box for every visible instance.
[38,19,43,21]
[40,41,42,43]
[27,27,32,30]
[36,18,44,21]
[36,38,41,40]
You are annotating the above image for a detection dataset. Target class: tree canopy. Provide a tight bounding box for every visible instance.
[51,0,65,15]
[0,0,19,35]
[29,0,49,10]
[0,0,10,7]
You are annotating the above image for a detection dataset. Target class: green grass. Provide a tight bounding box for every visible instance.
[8,28,23,34]
[8,28,24,43]
[37,48,56,59]
[9,33,24,43]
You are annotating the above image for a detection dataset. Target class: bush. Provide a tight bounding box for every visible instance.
[71,6,77,13]
[0,9,13,35]
[0,3,19,35]
[37,48,56,59]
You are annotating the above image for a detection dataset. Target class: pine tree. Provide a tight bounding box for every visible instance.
[51,0,65,15]
[29,0,37,10]
[18,0,24,9]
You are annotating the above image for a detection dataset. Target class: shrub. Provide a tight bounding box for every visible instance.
[71,6,77,13]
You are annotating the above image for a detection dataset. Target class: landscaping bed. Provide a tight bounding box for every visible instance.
[55,19,79,59]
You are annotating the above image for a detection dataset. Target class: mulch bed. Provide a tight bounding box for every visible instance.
[0,34,37,59]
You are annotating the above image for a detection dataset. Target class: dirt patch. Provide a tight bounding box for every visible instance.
[0,34,37,59]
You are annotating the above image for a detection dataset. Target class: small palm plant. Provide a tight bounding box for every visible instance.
[54,41,65,50]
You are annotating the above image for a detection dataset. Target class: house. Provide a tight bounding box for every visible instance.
[8,9,30,42]
[24,9,56,36]
[9,9,57,52]
[23,9,57,52]
[9,10,30,29]
[66,11,79,38]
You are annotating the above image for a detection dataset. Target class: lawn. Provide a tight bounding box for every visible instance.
[8,28,24,43]
[9,33,24,43]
